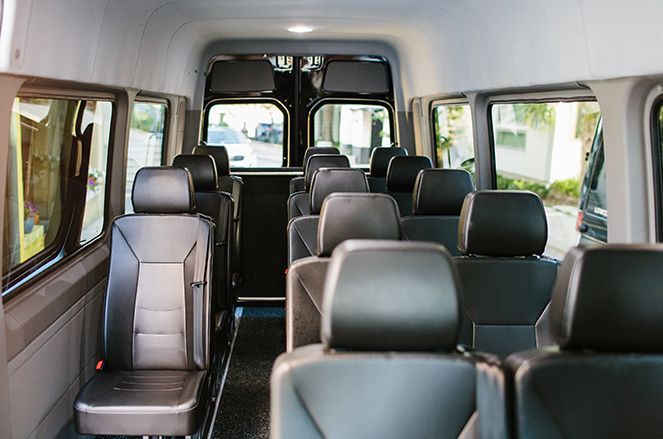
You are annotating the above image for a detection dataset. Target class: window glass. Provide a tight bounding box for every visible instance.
[312,103,391,166]
[125,102,167,212]
[432,104,474,173]
[578,125,607,244]
[3,96,113,288]
[207,102,285,168]
[80,101,112,242]
[492,101,601,259]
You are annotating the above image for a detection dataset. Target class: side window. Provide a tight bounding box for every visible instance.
[125,101,167,212]
[312,103,392,166]
[491,101,602,259]
[432,103,474,173]
[80,101,113,242]
[3,96,113,291]
[206,102,285,168]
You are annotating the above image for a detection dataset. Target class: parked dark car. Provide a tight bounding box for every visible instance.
[577,118,607,244]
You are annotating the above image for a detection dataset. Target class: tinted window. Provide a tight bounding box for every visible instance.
[207,102,285,168]
[125,101,167,212]
[312,103,391,166]
[3,96,113,291]
[432,103,474,173]
[492,101,601,259]
[322,61,389,93]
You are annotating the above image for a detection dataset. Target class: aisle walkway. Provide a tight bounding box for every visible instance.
[211,307,285,438]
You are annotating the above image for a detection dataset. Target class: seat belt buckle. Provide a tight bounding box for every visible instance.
[95,360,105,372]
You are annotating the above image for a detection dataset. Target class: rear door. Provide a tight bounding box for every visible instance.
[202,55,396,299]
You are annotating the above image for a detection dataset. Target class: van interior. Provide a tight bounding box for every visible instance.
[0,1,662,438]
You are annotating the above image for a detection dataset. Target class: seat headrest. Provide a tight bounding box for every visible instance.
[304,154,351,191]
[386,156,433,192]
[193,144,230,177]
[458,191,547,257]
[369,147,408,177]
[303,146,340,166]
[310,168,369,214]
[551,245,663,352]
[132,167,194,214]
[412,169,475,216]
[321,240,460,351]
[317,193,401,257]
[172,154,218,192]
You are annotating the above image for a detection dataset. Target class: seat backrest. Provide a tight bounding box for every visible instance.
[104,167,214,371]
[289,147,341,194]
[507,245,663,438]
[367,147,407,192]
[455,190,558,357]
[385,156,432,215]
[401,169,474,255]
[287,154,351,220]
[194,144,243,287]
[287,169,369,265]
[274,240,478,439]
[173,154,234,318]
[286,193,402,350]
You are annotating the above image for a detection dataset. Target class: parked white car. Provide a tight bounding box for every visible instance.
[207,127,258,167]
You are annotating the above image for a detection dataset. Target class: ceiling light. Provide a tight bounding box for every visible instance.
[288,26,313,34]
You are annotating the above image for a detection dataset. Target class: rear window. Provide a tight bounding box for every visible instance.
[311,102,392,167]
[491,100,602,259]
[206,102,285,168]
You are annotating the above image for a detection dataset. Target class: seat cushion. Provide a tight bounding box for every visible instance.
[74,370,207,436]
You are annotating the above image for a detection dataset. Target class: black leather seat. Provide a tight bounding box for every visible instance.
[456,190,558,357]
[401,169,475,255]
[507,245,663,438]
[385,156,432,215]
[287,168,369,265]
[367,146,407,192]
[287,154,350,220]
[290,146,341,194]
[173,154,234,333]
[73,167,214,436]
[273,240,490,438]
[286,193,401,350]
[194,144,243,292]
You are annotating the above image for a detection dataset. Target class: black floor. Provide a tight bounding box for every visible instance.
[211,307,285,439]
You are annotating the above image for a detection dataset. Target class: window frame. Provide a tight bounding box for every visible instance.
[307,97,397,167]
[3,90,116,299]
[202,97,290,169]
[486,90,598,189]
[650,94,663,241]
[430,99,473,169]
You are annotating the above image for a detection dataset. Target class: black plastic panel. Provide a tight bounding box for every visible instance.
[323,61,389,94]
[210,60,275,93]
[239,174,292,298]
